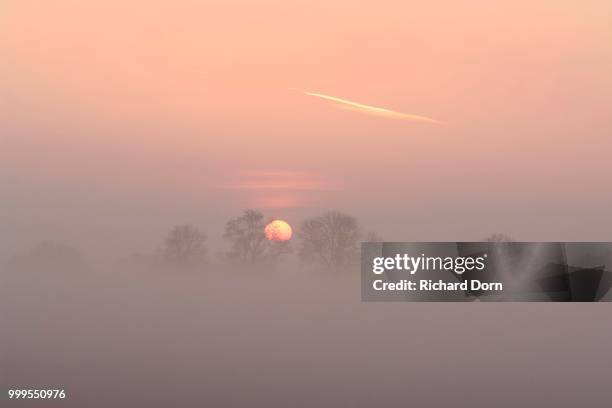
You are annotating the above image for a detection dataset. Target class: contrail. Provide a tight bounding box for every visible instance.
[299,90,442,124]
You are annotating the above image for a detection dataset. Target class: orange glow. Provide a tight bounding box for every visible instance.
[3,0,612,241]
[252,195,303,209]
[221,171,340,191]
[264,220,293,241]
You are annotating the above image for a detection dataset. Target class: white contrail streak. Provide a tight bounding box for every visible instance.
[300,90,442,124]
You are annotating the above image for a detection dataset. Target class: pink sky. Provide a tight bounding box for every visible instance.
[2,0,612,256]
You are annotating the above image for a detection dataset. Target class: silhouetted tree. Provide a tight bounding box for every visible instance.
[364,230,383,242]
[6,241,84,272]
[161,224,207,267]
[224,209,291,266]
[484,233,523,271]
[485,233,514,243]
[298,211,361,271]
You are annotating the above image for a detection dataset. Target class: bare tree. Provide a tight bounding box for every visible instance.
[7,241,84,272]
[224,209,290,265]
[297,211,361,271]
[364,230,383,242]
[485,233,514,243]
[161,224,207,267]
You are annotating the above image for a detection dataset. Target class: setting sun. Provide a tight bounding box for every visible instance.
[264,220,293,241]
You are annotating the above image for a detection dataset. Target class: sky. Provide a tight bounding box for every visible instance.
[2,0,612,259]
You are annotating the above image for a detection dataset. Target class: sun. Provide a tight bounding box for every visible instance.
[264,220,293,242]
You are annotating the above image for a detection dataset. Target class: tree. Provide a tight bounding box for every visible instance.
[364,230,383,242]
[224,209,290,265]
[297,211,361,271]
[161,224,207,267]
[7,241,84,272]
[485,233,514,243]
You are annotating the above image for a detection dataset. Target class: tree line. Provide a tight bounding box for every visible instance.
[161,209,376,271]
[5,208,515,273]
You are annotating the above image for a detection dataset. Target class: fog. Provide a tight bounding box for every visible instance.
[3,258,612,407]
[3,0,612,405]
